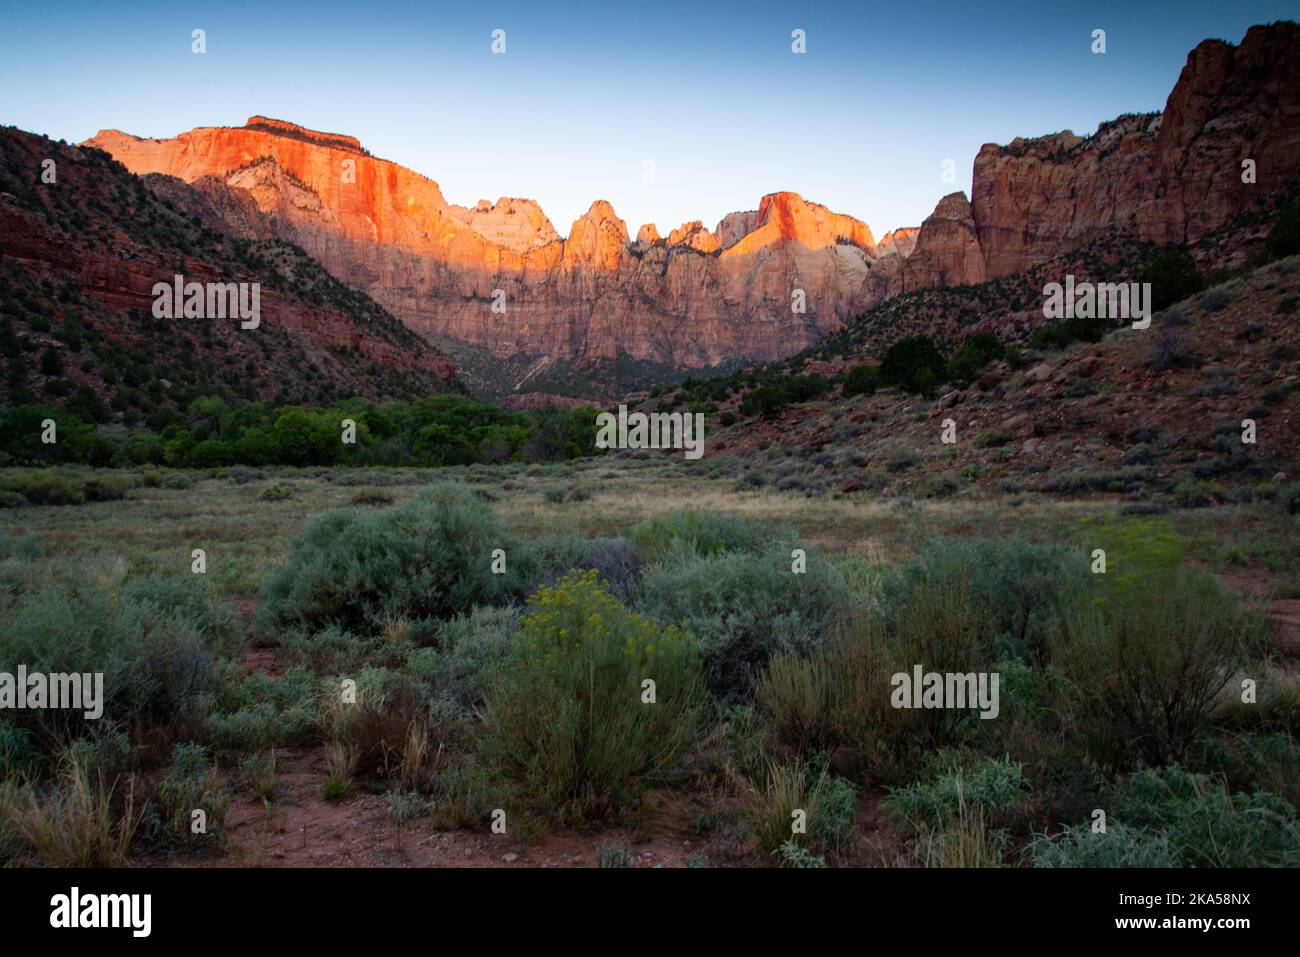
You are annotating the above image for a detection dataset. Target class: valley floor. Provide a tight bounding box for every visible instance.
[2,457,1297,868]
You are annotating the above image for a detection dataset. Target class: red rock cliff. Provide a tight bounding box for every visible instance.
[972,22,1300,277]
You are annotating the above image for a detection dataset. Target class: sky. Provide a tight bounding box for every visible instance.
[1,1,1295,239]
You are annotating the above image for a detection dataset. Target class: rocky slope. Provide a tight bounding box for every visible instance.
[663,251,1300,502]
[0,127,459,419]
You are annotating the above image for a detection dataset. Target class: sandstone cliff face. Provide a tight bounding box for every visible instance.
[972,22,1300,277]
[81,23,1300,381]
[447,198,559,253]
[902,192,986,291]
[876,227,919,259]
[725,192,876,257]
[715,210,759,250]
[666,220,720,253]
[87,121,894,368]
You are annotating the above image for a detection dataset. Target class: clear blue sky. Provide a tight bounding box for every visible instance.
[1,1,1294,238]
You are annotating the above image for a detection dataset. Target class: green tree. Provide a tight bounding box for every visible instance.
[881,335,947,395]
[842,364,883,398]
[1267,205,1300,259]
[1137,249,1203,312]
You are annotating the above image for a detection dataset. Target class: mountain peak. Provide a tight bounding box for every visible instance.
[723,191,876,256]
[666,220,719,253]
[447,197,559,254]
[565,200,628,267]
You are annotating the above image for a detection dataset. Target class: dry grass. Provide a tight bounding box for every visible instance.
[0,753,139,867]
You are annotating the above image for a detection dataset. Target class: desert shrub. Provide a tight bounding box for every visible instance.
[637,543,851,699]
[11,470,84,506]
[82,474,135,502]
[1197,287,1236,312]
[1029,311,1116,350]
[480,571,703,830]
[919,474,959,498]
[528,535,646,604]
[1138,249,1203,312]
[438,605,520,698]
[321,741,357,801]
[907,798,1009,867]
[880,335,946,394]
[257,483,531,633]
[842,363,883,398]
[571,537,644,602]
[120,572,238,647]
[228,465,264,485]
[426,763,494,830]
[62,726,132,782]
[975,430,1012,449]
[597,843,630,868]
[325,674,455,790]
[885,449,921,474]
[259,481,295,501]
[152,744,228,846]
[812,768,858,857]
[744,758,857,860]
[1029,822,1174,867]
[630,508,786,566]
[1192,723,1300,805]
[1149,322,1199,371]
[946,332,1006,386]
[0,719,40,782]
[764,552,1031,784]
[1035,766,1298,867]
[385,788,430,825]
[756,652,842,755]
[1112,766,1298,866]
[282,621,403,670]
[739,375,831,419]
[201,666,320,753]
[885,754,1027,835]
[1052,566,1252,770]
[234,751,278,802]
[774,840,827,868]
[1,560,237,751]
[881,538,1083,666]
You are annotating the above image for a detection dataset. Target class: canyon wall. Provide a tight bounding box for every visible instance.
[86,124,898,369]
[970,22,1300,278]
[83,22,1300,377]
